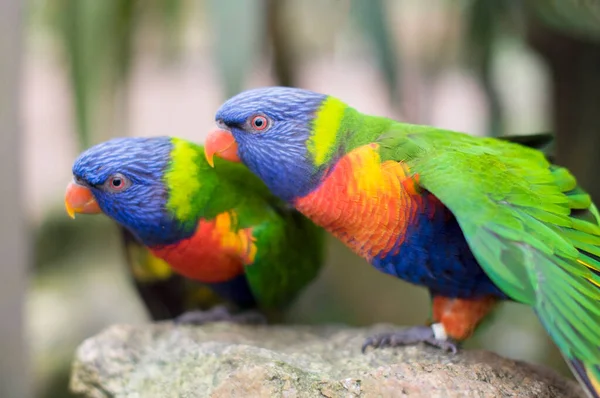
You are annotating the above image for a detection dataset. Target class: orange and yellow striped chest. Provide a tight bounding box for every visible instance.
[150,211,257,283]
[294,144,424,261]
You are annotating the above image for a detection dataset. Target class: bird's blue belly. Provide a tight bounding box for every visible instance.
[372,206,508,299]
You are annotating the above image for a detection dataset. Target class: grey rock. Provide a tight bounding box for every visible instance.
[70,323,583,398]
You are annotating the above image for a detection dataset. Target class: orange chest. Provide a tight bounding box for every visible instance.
[150,212,257,283]
[294,145,425,261]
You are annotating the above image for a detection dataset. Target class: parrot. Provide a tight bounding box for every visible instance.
[204,86,600,397]
[64,136,325,324]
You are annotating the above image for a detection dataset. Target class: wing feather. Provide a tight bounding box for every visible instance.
[376,126,600,397]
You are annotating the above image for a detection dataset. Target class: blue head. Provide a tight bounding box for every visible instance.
[211,86,332,202]
[68,136,197,247]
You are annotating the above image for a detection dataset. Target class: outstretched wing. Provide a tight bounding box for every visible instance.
[378,126,600,397]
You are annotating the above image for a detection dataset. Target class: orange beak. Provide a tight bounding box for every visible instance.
[64,181,102,219]
[204,129,240,167]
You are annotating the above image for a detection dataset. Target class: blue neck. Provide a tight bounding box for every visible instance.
[235,128,337,203]
[127,215,195,248]
[239,151,324,203]
[92,184,197,248]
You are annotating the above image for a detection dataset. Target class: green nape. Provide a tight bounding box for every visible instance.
[307,96,346,167]
[164,138,203,221]
[307,96,396,168]
[163,137,277,227]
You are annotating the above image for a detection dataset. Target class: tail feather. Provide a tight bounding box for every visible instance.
[567,358,600,398]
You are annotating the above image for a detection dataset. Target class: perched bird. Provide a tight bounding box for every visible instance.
[205,86,600,397]
[65,136,325,324]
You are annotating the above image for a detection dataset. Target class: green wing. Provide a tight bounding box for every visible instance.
[120,226,224,320]
[237,202,325,311]
[377,125,600,396]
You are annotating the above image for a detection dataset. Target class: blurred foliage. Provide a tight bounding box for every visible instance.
[265,0,298,87]
[463,0,515,137]
[527,0,600,40]
[350,0,400,104]
[47,0,137,149]
[43,0,406,148]
[207,0,265,96]
[44,0,186,150]
[524,1,600,202]
[34,209,118,274]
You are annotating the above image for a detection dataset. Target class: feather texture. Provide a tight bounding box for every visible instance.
[295,144,504,298]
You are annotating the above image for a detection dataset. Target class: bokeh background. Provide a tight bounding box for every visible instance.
[2,0,600,397]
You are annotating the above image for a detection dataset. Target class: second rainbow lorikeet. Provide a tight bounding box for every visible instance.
[204,86,600,397]
[65,136,325,323]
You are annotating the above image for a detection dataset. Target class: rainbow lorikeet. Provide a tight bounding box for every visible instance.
[65,136,325,323]
[205,87,600,397]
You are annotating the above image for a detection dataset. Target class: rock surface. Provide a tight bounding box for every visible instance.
[70,323,582,398]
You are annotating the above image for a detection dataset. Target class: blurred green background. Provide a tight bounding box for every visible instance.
[2,0,600,397]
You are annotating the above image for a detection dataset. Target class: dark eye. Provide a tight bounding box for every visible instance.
[250,115,270,131]
[105,173,130,192]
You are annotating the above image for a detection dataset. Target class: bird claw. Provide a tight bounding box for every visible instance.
[361,325,458,354]
[422,337,458,354]
[174,305,267,325]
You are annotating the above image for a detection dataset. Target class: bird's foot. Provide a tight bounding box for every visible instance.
[362,323,458,354]
[174,305,267,325]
